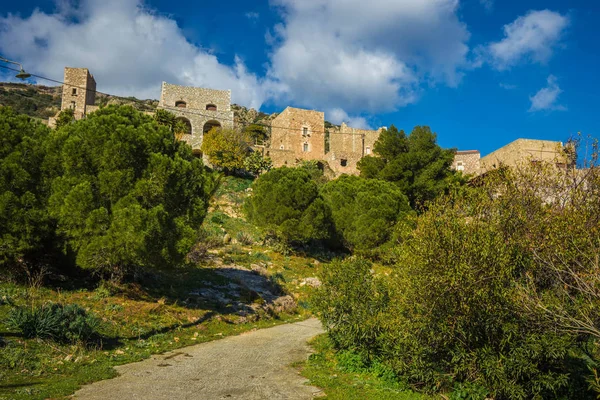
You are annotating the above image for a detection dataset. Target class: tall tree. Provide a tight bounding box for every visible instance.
[358,125,459,208]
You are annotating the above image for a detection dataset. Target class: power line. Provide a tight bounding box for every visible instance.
[0,64,375,138]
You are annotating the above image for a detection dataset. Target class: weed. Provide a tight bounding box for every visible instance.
[236,231,254,246]
[7,303,100,344]
[104,303,124,312]
[250,252,271,262]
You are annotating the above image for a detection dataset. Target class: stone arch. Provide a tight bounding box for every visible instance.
[206,104,217,111]
[192,149,203,159]
[174,117,192,137]
[175,100,187,108]
[203,120,222,133]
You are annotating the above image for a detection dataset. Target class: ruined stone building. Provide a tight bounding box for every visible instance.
[49,67,98,127]
[157,82,234,153]
[452,139,572,176]
[267,107,384,176]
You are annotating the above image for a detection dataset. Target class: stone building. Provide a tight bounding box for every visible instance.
[49,67,98,127]
[157,82,234,152]
[479,138,570,174]
[452,150,481,175]
[268,106,384,176]
[327,123,383,175]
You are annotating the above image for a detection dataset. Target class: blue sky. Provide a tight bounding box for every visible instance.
[1,0,598,155]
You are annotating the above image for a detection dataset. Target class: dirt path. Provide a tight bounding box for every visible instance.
[74,318,325,400]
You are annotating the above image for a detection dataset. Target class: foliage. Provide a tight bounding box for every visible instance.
[45,105,212,278]
[243,123,269,145]
[320,176,412,251]
[245,167,332,244]
[201,127,251,172]
[314,161,600,399]
[300,334,428,400]
[312,258,389,356]
[243,150,273,176]
[7,303,100,344]
[0,107,56,274]
[357,125,460,208]
[55,108,75,129]
[154,108,175,129]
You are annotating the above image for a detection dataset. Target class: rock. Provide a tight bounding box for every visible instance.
[223,234,231,244]
[273,295,297,314]
[302,277,321,288]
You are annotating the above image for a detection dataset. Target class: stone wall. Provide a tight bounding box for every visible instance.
[327,123,382,175]
[480,139,568,173]
[269,107,326,167]
[157,82,234,151]
[452,150,480,175]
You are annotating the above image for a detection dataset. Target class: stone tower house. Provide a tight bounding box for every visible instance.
[49,67,98,127]
[60,67,97,120]
[157,82,234,152]
[268,107,326,167]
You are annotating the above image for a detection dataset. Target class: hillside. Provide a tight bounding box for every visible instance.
[0,83,279,127]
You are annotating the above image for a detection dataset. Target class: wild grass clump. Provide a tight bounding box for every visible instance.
[7,303,100,344]
[236,231,254,246]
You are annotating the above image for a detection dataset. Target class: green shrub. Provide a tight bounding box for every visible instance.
[7,303,100,344]
[245,167,333,244]
[46,106,212,279]
[320,175,413,251]
[312,258,389,356]
[0,107,56,274]
[314,162,600,399]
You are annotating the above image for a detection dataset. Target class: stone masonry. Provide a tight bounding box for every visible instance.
[479,139,569,173]
[157,82,234,152]
[452,150,481,175]
[268,107,384,176]
[49,67,97,127]
[327,123,383,175]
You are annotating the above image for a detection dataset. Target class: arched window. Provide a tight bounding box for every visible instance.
[340,159,348,167]
[174,117,192,135]
[303,143,309,152]
[206,104,217,111]
[203,120,222,133]
[175,101,187,108]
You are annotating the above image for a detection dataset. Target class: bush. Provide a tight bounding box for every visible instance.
[7,303,100,344]
[0,107,56,274]
[245,167,332,244]
[46,106,212,279]
[201,127,251,173]
[320,175,413,251]
[314,162,600,399]
[312,258,389,356]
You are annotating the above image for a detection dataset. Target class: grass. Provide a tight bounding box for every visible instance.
[0,176,332,399]
[0,264,307,400]
[298,335,431,400]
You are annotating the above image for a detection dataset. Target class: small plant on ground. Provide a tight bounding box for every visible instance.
[7,303,100,344]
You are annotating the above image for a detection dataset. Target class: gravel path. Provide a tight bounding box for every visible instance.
[74,318,325,400]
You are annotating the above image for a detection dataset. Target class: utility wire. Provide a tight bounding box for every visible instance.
[0,64,374,138]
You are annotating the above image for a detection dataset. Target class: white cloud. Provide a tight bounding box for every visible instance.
[245,12,259,21]
[267,0,471,116]
[483,10,569,70]
[0,0,272,108]
[327,108,370,129]
[529,75,566,112]
[0,0,474,122]
[480,0,494,12]
[499,82,517,90]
